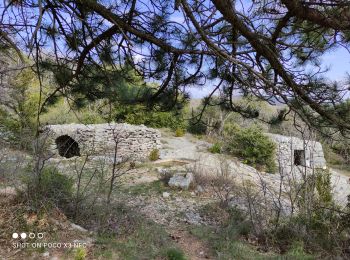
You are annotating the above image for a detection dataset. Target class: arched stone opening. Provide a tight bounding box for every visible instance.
[55,135,80,158]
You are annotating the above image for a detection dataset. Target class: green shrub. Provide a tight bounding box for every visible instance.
[74,248,87,260]
[116,104,187,130]
[285,241,314,259]
[165,248,187,260]
[209,142,221,154]
[79,110,105,124]
[322,143,346,166]
[41,99,106,125]
[227,207,252,237]
[175,128,185,137]
[25,166,73,208]
[187,118,207,135]
[315,168,333,205]
[223,122,241,138]
[227,126,276,172]
[149,149,160,161]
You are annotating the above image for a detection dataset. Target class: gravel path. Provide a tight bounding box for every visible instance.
[160,133,210,161]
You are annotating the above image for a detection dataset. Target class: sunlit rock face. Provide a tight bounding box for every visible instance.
[40,123,161,161]
[267,133,326,174]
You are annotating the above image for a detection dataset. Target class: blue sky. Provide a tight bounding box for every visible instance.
[322,48,350,81]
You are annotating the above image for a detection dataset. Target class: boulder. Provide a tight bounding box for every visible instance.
[195,185,204,194]
[70,223,88,233]
[184,211,202,225]
[168,172,194,190]
[162,192,170,198]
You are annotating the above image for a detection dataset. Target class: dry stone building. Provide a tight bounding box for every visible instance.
[41,123,161,161]
[267,133,326,174]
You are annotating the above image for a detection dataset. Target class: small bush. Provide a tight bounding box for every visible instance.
[227,126,276,172]
[190,160,213,188]
[208,142,221,154]
[315,168,333,204]
[25,166,73,209]
[80,110,105,124]
[74,247,87,260]
[223,122,241,138]
[175,128,185,137]
[227,207,252,237]
[285,241,314,259]
[149,149,160,161]
[199,203,231,225]
[270,221,301,252]
[116,104,187,130]
[323,143,346,166]
[165,248,187,260]
[210,159,236,208]
[187,118,207,135]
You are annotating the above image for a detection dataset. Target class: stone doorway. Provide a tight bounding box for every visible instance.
[294,149,306,166]
[55,135,80,158]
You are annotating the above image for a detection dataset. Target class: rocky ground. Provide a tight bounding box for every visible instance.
[159,131,350,206]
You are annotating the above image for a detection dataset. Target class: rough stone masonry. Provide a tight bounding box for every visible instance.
[41,123,161,161]
[267,133,326,174]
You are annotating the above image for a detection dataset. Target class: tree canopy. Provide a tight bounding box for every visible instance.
[1,0,350,134]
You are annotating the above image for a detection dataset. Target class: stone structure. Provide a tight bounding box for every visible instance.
[267,133,326,174]
[41,123,161,161]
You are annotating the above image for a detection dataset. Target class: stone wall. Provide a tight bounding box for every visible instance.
[267,134,326,174]
[41,123,161,161]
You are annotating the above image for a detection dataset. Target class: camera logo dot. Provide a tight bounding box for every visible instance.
[12,233,18,239]
[20,233,27,239]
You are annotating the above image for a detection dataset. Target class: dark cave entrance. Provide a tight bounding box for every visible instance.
[55,135,80,158]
